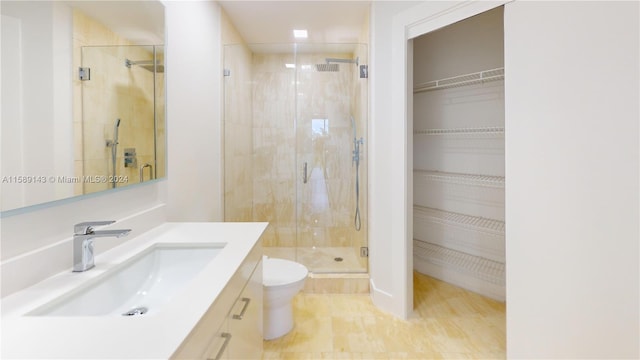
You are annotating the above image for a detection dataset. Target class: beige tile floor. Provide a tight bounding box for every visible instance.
[263,271,505,359]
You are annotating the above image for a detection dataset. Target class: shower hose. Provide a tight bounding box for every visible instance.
[354,141,362,232]
[351,115,363,232]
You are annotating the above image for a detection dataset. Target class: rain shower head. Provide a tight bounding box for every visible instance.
[125,59,164,73]
[316,63,340,72]
[315,56,359,72]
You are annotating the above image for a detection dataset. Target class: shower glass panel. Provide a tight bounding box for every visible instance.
[79,45,165,195]
[223,43,368,274]
[295,43,368,273]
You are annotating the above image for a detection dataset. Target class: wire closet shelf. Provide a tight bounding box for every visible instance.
[414,170,505,188]
[413,127,504,136]
[414,67,505,93]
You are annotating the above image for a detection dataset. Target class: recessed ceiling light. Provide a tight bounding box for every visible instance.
[285,63,295,69]
[293,29,308,39]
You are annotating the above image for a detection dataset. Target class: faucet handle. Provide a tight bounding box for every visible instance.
[74,221,116,235]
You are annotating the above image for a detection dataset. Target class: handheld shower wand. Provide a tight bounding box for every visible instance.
[113,119,120,149]
[107,119,121,188]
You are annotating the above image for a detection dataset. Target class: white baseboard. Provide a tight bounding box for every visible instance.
[369,277,396,314]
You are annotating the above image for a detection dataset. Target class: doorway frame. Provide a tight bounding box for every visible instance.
[388,0,511,319]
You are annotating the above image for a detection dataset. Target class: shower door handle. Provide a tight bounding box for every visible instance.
[303,162,308,184]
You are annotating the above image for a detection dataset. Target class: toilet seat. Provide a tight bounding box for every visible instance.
[263,258,308,287]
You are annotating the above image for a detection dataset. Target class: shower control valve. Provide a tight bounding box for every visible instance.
[124,148,137,168]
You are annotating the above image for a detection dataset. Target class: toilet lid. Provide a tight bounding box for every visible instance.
[263,258,308,287]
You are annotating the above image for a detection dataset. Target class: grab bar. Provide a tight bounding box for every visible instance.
[139,163,153,182]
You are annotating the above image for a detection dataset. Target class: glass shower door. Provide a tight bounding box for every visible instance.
[294,44,368,273]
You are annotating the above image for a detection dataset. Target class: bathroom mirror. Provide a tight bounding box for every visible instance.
[0,1,165,213]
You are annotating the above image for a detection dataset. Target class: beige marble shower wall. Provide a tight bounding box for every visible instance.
[251,53,297,246]
[222,10,254,222]
[72,10,164,195]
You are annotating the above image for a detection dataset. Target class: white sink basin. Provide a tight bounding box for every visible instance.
[29,243,224,317]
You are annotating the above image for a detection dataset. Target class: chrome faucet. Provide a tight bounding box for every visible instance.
[73,221,131,272]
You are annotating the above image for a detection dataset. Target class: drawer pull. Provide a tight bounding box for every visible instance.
[208,332,231,360]
[232,297,251,320]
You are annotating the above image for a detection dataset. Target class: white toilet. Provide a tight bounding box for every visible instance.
[262,256,308,340]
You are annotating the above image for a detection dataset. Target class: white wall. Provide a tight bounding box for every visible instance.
[165,0,223,222]
[504,1,639,357]
[1,13,25,210]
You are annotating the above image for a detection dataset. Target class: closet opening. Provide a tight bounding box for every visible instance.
[410,4,506,344]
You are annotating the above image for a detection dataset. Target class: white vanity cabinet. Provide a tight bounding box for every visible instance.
[172,242,263,360]
[226,260,262,360]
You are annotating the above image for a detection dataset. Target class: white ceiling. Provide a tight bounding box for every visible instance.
[218,1,370,45]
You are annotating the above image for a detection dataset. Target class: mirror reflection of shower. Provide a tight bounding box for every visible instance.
[106,118,121,188]
[79,44,165,196]
[352,116,364,231]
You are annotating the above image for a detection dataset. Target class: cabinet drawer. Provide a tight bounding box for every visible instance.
[203,327,232,360]
[228,260,262,359]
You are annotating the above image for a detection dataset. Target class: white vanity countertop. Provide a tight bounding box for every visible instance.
[1,222,268,359]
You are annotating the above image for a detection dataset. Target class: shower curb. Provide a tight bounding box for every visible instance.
[303,273,370,294]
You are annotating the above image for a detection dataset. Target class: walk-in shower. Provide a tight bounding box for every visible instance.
[223,43,368,276]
